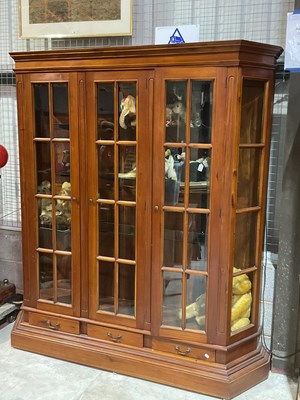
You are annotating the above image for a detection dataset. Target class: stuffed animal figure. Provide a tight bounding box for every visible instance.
[119,95,136,129]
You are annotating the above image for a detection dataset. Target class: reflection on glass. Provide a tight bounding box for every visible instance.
[34,83,49,138]
[185,274,207,331]
[237,148,261,208]
[55,142,71,194]
[53,83,69,138]
[162,270,182,328]
[240,80,264,144]
[165,80,187,143]
[234,212,257,269]
[188,149,210,208]
[99,203,114,257]
[36,142,51,191]
[231,270,253,333]
[118,83,136,141]
[163,212,183,268]
[119,205,135,260]
[97,82,115,140]
[57,254,72,304]
[99,260,114,312]
[98,144,114,199]
[118,263,135,316]
[190,81,213,144]
[39,252,53,301]
[118,145,136,201]
[187,213,208,271]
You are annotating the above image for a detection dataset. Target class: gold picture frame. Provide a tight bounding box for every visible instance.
[19,0,132,38]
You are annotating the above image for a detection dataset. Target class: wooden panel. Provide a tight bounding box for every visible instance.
[152,338,215,362]
[28,312,80,334]
[87,324,143,348]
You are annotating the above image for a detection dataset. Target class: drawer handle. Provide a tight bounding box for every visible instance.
[175,345,191,356]
[45,320,61,330]
[107,332,122,343]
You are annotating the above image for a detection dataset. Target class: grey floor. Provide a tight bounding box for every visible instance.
[0,322,298,400]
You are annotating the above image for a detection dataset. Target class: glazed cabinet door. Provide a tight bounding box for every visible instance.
[86,71,152,329]
[20,73,81,316]
[151,67,224,343]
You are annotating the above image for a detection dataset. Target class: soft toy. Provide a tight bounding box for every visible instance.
[119,95,136,129]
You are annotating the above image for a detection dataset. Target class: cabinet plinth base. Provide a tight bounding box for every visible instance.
[11,311,270,399]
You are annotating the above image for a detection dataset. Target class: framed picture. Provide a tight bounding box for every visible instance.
[19,0,132,38]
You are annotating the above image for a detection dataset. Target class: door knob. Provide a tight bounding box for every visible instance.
[154,205,159,211]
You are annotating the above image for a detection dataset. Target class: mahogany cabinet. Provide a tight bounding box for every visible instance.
[10,40,282,399]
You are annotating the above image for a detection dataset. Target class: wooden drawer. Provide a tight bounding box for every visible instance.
[152,338,215,362]
[87,324,143,348]
[28,312,80,335]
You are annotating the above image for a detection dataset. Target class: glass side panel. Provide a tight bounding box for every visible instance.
[97,82,115,140]
[162,270,182,328]
[231,270,253,333]
[39,252,53,301]
[164,147,183,207]
[36,142,51,191]
[118,83,136,141]
[53,83,69,139]
[163,211,183,268]
[99,203,114,257]
[190,81,213,144]
[187,213,208,271]
[119,205,136,260]
[240,80,265,144]
[237,148,261,209]
[57,254,72,304]
[98,144,114,199]
[165,81,187,143]
[185,274,207,331]
[188,148,210,209]
[33,83,49,138]
[118,263,135,316]
[99,260,114,313]
[234,212,257,269]
[118,145,136,201]
[54,142,71,195]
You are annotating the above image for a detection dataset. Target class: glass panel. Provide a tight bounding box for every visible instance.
[231,270,253,333]
[119,205,135,260]
[118,145,136,201]
[163,212,183,268]
[118,83,136,141]
[39,252,53,301]
[162,270,182,327]
[99,260,114,312]
[36,142,51,192]
[234,212,257,269]
[118,263,135,316]
[55,142,71,195]
[190,81,213,144]
[237,148,261,209]
[188,148,210,208]
[240,80,265,144]
[57,254,72,304]
[53,83,69,139]
[33,83,49,138]
[38,193,53,233]
[187,213,208,271]
[165,147,183,206]
[98,144,114,199]
[99,203,114,257]
[55,197,71,231]
[185,274,207,331]
[165,81,187,143]
[97,82,115,140]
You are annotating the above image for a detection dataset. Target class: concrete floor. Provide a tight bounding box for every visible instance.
[0,322,298,400]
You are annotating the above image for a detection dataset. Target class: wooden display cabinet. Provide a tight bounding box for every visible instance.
[10,40,282,399]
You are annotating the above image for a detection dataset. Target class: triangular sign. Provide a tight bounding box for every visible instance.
[168,28,185,44]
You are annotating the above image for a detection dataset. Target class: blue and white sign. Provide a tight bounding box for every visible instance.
[155,25,200,45]
[285,11,300,71]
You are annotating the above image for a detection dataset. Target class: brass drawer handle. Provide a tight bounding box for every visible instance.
[45,320,61,330]
[175,345,191,356]
[107,332,122,343]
